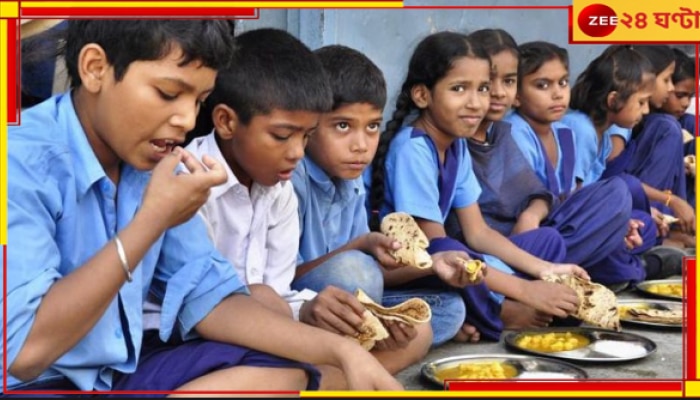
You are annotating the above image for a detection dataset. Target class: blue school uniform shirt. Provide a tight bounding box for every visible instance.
[293,156,369,263]
[505,112,584,193]
[365,126,481,223]
[2,93,247,391]
[362,126,512,274]
[680,113,696,134]
[560,110,613,185]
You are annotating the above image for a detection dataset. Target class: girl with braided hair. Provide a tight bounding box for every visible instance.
[364,30,587,345]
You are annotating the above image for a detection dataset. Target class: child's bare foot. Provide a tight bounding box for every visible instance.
[501,299,553,329]
[452,323,481,343]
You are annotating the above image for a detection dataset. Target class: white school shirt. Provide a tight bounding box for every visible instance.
[185,132,317,320]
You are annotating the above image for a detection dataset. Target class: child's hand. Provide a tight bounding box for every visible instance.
[431,251,485,288]
[522,280,579,318]
[684,155,696,176]
[539,262,590,281]
[650,207,670,237]
[624,218,645,249]
[668,195,696,234]
[373,320,417,352]
[141,147,227,229]
[362,232,404,269]
[298,286,366,336]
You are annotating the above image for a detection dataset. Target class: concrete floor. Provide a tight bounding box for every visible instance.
[395,278,684,390]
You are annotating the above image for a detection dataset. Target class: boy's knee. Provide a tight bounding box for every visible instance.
[326,250,384,300]
[428,293,466,347]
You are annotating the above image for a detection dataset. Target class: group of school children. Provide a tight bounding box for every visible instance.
[3,19,696,394]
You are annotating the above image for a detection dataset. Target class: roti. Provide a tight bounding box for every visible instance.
[627,308,683,324]
[457,257,484,282]
[356,288,432,324]
[685,154,695,170]
[380,212,433,269]
[348,289,430,351]
[682,129,694,144]
[350,309,389,351]
[661,213,679,225]
[543,274,621,331]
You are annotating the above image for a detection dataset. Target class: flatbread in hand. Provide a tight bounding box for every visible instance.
[543,274,621,331]
[457,257,484,283]
[380,212,433,269]
[350,309,390,351]
[661,213,679,225]
[356,288,432,324]
[348,289,430,351]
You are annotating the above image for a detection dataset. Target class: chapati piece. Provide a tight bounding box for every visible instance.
[627,308,683,324]
[380,212,433,269]
[682,129,694,144]
[661,213,679,225]
[685,154,696,170]
[457,257,484,282]
[349,309,390,351]
[543,274,621,332]
[356,288,432,324]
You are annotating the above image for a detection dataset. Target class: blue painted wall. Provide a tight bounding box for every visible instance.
[236,8,695,121]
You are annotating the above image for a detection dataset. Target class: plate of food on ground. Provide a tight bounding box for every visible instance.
[503,327,657,362]
[420,354,588,387]
[635,279,683,301]
[617,299,683,329]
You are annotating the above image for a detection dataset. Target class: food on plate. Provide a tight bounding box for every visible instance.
[515,332,590,353]
[646,283,683,297]
[543,274,621,331]
[433,361,518,381]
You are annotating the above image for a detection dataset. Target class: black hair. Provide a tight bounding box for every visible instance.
[570,45,655,128]
[315,45,387,111]
[516,41,569,87]
[670,48,696,84]
[63,20,236,89]
[368,31,490,231]
[633,45,675,76]
[189,28,332,140]
[468,28,518,58]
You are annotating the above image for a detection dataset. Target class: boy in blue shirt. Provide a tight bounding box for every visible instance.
[3,20,402,394]
[291,45,455,382]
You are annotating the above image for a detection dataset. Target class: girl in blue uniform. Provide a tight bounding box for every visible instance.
[505,41,651,290]
[364,31,586,344]
[661,49,696,208]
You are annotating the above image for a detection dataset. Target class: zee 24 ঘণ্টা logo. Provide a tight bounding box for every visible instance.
[577,3,700,39]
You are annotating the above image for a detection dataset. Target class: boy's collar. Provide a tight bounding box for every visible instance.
[61,92,110,197]
[304,156,360,198]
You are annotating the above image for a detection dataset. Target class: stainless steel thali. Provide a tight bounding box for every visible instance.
[503,327,657,362]
[420,353,588,387]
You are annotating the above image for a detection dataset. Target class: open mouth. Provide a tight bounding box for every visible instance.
[150,139,177,153]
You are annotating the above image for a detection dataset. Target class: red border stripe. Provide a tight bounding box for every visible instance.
[7,19,18,125]
[21,7,258,17]
[686,258,696,379]
[447,381,683,391]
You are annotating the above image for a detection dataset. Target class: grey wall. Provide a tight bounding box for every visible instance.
[236,8,697,122]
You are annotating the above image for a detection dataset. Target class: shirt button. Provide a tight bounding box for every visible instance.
[115,328,123,339]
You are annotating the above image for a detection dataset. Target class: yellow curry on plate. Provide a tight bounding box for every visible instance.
[516,332,590,353]
[434,361,518,381]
